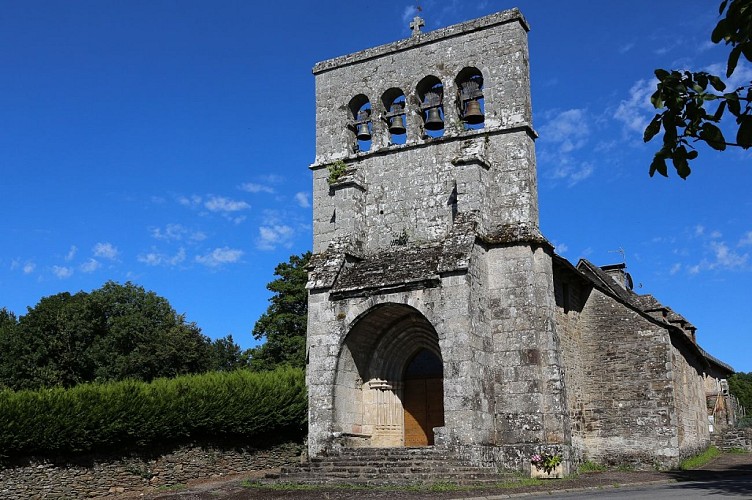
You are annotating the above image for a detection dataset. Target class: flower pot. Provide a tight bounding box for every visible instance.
[531,463,564,479]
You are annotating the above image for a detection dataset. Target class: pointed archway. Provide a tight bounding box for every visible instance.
[332,303,444,448]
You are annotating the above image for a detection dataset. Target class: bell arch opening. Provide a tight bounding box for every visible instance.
[332,303,444,448]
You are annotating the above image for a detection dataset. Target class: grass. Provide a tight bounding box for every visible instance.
[578,460,607,473]
[242,477,549,492]
[679,446,721,470]
[726,447,749,454]
[156,483,186,492]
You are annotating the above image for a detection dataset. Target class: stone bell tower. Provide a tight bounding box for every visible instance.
[306,9,571,472]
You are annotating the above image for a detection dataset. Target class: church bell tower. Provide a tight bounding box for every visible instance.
[305,9,571,473]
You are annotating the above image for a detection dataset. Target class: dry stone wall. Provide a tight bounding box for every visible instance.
[0,442,302,499]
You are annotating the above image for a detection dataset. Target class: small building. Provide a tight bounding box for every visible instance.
[305,8,735,473]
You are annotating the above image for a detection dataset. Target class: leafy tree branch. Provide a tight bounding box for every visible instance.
[645,0,752,178]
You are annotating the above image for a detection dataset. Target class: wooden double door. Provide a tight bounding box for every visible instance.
[402,349,444,447]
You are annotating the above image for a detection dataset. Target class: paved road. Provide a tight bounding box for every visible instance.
[523,479,752,499]
[520,453,752,500]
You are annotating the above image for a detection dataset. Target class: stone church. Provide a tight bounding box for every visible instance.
[304,8,734,474]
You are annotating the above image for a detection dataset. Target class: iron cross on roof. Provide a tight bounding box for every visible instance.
[410,16,425,37]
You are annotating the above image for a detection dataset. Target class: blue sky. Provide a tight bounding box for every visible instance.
[1,1,750,372]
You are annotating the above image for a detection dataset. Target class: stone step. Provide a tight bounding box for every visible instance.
[275,447,512,487]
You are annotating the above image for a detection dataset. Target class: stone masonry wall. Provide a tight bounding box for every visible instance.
[552,271,590,463]
[576,288,680,468]
[0,442,302,499]
[711,428,752,451]
[486,244,571,473]
[669,337,710,459]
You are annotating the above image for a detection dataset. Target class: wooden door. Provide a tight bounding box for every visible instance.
[403,377,444,446]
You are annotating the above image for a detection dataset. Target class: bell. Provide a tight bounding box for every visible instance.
[463,100,484,124]
[424,107,444,130]
[356,122,371,141]
[389,114,406,135]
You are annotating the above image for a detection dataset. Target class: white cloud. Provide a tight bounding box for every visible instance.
[138,248,186,267]
[257,225,295,251]
[195,247,244,267]
[93,242,119,260]
[402,5,418,24]
[538,109,595,186]
[539,109,590,153]
[709,241,748,269]
[150,224,206,242]
[178,194,202,207]
[239,182,275,194]
[80,258,101,273]
[204,196,250,213]
[295,192,311,208]
[554,242,568,254]
[52,265,73,279]
[739,231,752,247]
[614,79,656,136]
[65,245,77,262]
[669,263,682,275]
[618,42,635,54]
[23,262,35,274]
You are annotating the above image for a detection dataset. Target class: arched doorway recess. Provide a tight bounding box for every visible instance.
[333,303,445,448]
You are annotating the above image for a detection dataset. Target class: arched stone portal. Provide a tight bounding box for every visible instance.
[333,303,444,448]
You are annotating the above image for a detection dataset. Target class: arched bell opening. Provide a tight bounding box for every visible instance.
[455,67,484,130]
[416,76,445,138]
[381,88,407,145]
[348,94,372,152]
[332,303,443,448]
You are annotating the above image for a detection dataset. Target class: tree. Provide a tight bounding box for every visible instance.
[644,0,752,178]
[0,282,245,390]
[248,252,310,371]
[86,281,213,382]
[729,371,752,416]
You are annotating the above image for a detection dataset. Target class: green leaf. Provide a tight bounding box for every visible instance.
[719,0,728,15]
[699,123,727,150]
[650,89,664,109]
[711,18,728,44]
[649,154,668,177]
[742,42,752,63]
[644,115,662,142]
[654,68,670,80]
[672,155,691,179]
[737,115,752,148]
[708,75,727,91]
[728,97,742,116]
[686,150,699,160]
[711,99,727,121]
[727,45,742,77]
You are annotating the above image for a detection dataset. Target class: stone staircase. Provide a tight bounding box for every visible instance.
[271,447,512,486]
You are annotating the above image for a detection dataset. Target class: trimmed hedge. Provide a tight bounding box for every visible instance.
[0,367,306,458]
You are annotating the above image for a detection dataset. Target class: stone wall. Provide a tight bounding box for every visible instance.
[0,441,302,499]
[669,337,710,459]
[711,428,752,451]
[552,264,590,462]
[575,288,680,468]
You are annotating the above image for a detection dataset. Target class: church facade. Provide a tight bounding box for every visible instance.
[304,9,734,473]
